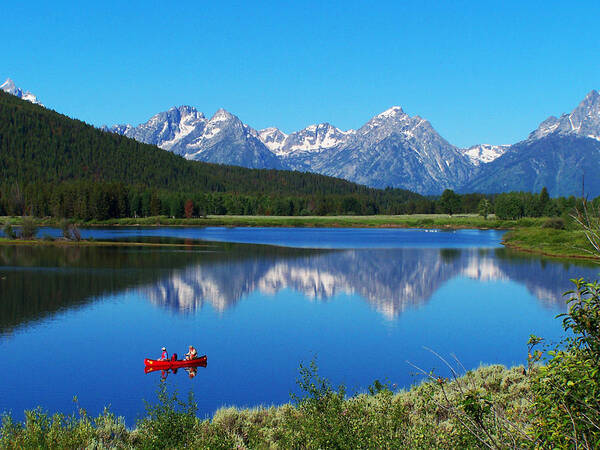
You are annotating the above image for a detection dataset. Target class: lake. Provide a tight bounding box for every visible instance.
[1,227,598,425]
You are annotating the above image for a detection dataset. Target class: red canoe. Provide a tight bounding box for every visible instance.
[144,355,207,371]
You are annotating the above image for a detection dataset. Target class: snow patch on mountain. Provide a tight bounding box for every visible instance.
[460,144,509,165]
[376,106,405,119]
[1,78,43,106]
[286,124,353,156]
[258,123,354,156]
[258,127,289,153]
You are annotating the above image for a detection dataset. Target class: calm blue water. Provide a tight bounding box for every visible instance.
[30,226,505,248]
[0,227,597,425]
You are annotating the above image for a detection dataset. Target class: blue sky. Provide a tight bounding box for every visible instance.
[3,1,599,147]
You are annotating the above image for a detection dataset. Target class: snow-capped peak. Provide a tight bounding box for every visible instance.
[529,89,600,141]
[356,105,441,148]
[360,106,412,132]
[211,108,236,122]
[0,78,17,93]
[1,78,44,106]
[376,106,405,118]
[169,105,205,119]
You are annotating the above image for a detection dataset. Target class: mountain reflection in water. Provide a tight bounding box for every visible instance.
[1,242,598,336]
[140,247,600,319]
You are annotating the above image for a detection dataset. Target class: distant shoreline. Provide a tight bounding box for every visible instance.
[1,213,518,229]
[2,214,598,261]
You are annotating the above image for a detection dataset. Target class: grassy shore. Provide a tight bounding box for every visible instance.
[502,227,599,260]
[2,213,538,229]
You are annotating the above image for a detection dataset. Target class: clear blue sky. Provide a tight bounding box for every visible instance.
[3,0,599,147]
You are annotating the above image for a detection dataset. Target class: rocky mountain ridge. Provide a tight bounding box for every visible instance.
[4,77,600,196]
[105,104,483,193]
[527,90,600,142]
[463,90,600,197]
[116,88,598,196]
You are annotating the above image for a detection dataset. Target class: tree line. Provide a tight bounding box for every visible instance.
[0,181,423,219]
[1,181,594,220]
[437,187,595,220]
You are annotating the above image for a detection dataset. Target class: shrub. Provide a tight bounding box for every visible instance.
[19,217,38,239]
[541,217,566,229]
[529,278,600,448]
[2,223,17,239]
[93,407,129,448]
[281,358,349,448]
[136,381,198,448]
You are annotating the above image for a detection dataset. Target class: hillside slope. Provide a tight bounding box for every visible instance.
[0,90,418,198]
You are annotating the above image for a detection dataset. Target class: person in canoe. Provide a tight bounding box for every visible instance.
[184,345,198,360]
[159,347,169,361]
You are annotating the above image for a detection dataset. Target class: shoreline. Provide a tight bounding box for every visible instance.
[1,214,522,230]
[501,240,600,261]
[0,238,213,249]
[2,214,598,260]
[0,364,530,448]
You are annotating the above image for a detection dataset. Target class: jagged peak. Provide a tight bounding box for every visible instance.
[1,78,16,91]
[164,105,205,118]
[259,127,288,137]
[583,89,600,102]
[298,122,349,135]
[304,123,328,132]
[211,108,237,122]
[573,90,600,113]
[375,106,405,119]
[529,88,600,141]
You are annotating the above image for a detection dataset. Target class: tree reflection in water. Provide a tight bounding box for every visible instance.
[1,242,598,336]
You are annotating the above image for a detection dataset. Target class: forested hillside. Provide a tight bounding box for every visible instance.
[0,91,422,218]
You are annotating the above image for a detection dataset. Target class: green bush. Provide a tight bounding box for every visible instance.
[93,407,129,448]
[136,381,199,448]
[19,216,38,240]
[529,278,600,448]
[541,217,566,229]
[2,223,17,239]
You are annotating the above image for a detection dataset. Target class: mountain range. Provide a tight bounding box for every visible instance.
[102,89,600,197]
[4,77,600,196]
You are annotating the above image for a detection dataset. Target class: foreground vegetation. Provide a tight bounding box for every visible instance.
[1,277,598,448]
[0,365,531,449]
